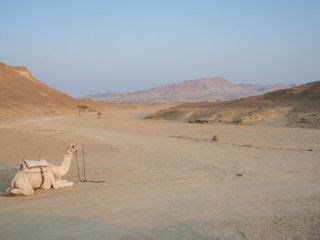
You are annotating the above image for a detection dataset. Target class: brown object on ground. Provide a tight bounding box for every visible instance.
[233,119,244,125]
[212,134,219,141]
[146,81,320,128]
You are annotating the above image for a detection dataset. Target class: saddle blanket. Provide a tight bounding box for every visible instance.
[23,159,48,168]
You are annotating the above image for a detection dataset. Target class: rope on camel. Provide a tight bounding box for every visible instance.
[76,149,106,183]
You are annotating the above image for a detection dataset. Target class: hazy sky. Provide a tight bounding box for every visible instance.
[1,0,319,96]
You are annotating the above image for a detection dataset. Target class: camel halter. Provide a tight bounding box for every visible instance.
[75,148,106,183]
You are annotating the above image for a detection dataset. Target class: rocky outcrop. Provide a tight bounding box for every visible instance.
[146,81,320,128]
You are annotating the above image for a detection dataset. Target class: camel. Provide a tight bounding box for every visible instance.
[7,143,79,196]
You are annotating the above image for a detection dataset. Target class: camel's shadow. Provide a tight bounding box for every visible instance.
[0,165,17,194]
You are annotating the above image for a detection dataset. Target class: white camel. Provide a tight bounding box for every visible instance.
[7,143,79,196]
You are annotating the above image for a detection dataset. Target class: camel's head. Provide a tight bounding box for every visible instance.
[66,143,80,154]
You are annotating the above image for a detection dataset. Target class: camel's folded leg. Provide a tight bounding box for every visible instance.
[10,187,34,196]
[52,180,74,189]
[46,171,73,189]
[9,172,35,196]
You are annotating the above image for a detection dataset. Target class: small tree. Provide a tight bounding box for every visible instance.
[76,105,88,116]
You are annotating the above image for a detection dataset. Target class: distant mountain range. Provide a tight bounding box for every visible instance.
[89,77,295,103]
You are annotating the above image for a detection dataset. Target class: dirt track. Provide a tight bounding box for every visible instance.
[0,106,320,239]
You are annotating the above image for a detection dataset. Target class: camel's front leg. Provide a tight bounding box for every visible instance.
[52,180,74,189]
[49,174,73,189]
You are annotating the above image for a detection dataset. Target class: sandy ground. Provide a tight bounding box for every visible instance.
[0,105,320,239]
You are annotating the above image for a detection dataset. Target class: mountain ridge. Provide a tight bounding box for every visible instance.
[146,81,320,128]
[89,77,295,103]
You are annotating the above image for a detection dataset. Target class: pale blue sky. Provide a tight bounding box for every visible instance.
[0,0,319,96]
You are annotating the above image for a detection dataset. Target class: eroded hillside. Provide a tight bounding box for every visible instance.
[146,81,320,128]
[0,62,103,116]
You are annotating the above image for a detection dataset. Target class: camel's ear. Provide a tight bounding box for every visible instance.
[20,155,26,170]
[21,155,26,164]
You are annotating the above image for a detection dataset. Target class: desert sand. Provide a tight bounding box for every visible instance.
[1,105,320,239]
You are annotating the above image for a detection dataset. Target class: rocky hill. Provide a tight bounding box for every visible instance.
[146,81,320,128]
[0,62,102,116]
[90,77,294,103]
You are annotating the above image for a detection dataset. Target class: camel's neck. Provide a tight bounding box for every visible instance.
[55,153,73,177]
